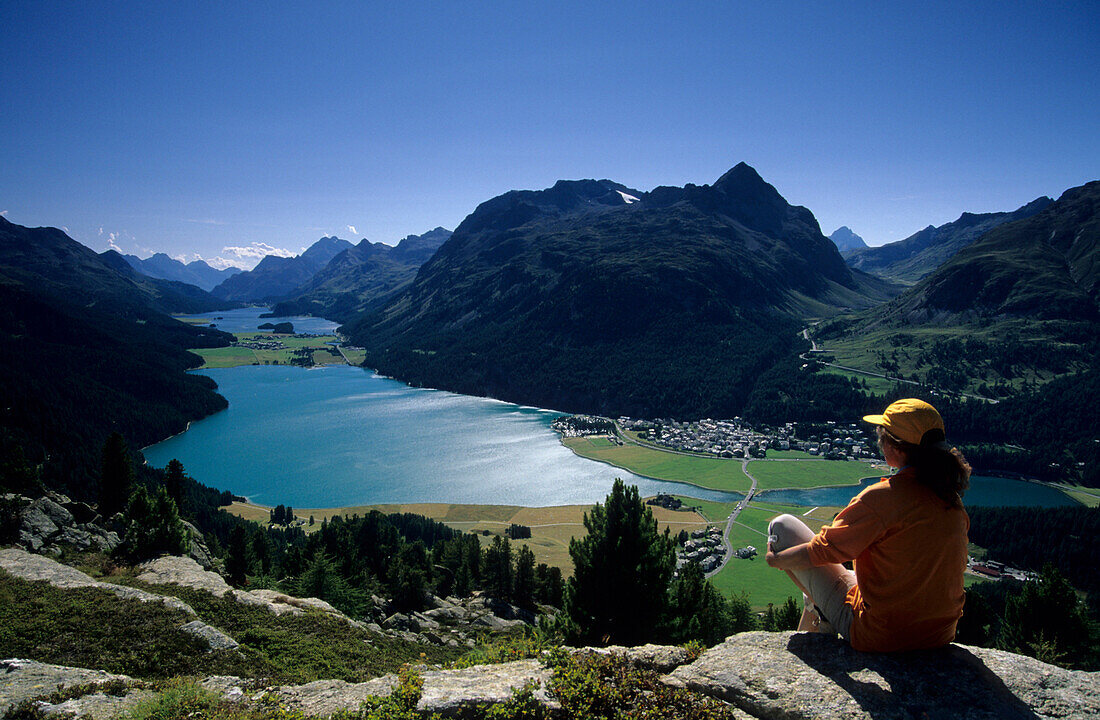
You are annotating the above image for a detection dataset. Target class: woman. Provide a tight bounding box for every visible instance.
[765,398,971,652]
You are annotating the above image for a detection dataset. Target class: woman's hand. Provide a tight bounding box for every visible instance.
[766,541,815,571]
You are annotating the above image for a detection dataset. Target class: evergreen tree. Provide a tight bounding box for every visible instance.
[513,544,537,610]
[114,486,189,564]
[226,524,250,587]
[251,527,271,576]
[390,541,431,611]
[99,433,133,517]
[999,565,1094,667]
[483,535,514,601]
[564,479,676,645]
[669,562,735,645]
[535,564,564,607]
[163,459,186,509]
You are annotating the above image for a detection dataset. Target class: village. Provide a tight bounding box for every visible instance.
[554,414,878,461]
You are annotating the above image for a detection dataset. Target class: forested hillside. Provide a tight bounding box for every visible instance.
[347,164,901,419]
[0,218,233,500]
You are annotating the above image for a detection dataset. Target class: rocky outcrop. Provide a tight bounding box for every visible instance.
[0,659,151,718]
[0,547,195,616]
[135,555,361,624]
[4,632,1098,719]
[5,491,213,568]
[664,631,1100,720]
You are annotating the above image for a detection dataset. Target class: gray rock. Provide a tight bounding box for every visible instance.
[20,504,60,542]
[56,526,94,550]
[271,659,553,717]
[0,659,138,717]
[577,643,693,673]
[180,620,240,651]
[33,497,75,528]
[137,555,233,595]
[663,631,1100,720]
[0,548,196,616]
[18,528,44,552]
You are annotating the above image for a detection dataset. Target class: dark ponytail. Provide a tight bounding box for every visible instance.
[878,427,971,507]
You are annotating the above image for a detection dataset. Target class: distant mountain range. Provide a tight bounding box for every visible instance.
[345,163,902,418]
[119,253,242,292]
[271,228,452,321]
[828,226,867,253]
[870,182,1098,324]
[211,236,354,302]
[844,198,1054,284]
[0,216,234,498]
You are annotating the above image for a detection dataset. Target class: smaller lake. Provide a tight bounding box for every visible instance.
[757,474,1080,509]
[177,307,339,335]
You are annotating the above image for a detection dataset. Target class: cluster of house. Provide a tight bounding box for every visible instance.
[235,338,286,351]
[968,557,1036,582]
[551,414,615,438]
[676,526,727,573]
[618,417,877,461]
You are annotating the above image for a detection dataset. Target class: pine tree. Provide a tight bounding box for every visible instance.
[99,433,133,517]
[483,535,514,601]
[226,525,250,587]
[251,527,271,576]
[513,544,537,609]
[564,479,676,645]
[114,486,189,564]
[164,459,186,509]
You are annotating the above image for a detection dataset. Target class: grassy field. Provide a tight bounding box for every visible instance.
[228,500,707,577]
[705,505,834,609]
[193,332,355,369]
[1064,489,1100,508]
[563,437,751,492]
[746,459,880,490]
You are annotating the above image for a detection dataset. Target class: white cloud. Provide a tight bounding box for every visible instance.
[346,225,358,235]
[98,227,103,235]
[0,210,8,217]
[106,232,123,253]
[209,242,297,271]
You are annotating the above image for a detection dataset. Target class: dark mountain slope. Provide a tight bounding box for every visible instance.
[814,181,1099,401]
[271,227,451,321]
[0,217,233,500]
[211,236,353,302]
[346,164,899,418]
[121,252,241,291]
[874,182,1098,323]
[845,197,1053,283]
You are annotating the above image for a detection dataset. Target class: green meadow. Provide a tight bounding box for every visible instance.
[563,437,752,493]
[193,332,356,369]
[746,458,879,490]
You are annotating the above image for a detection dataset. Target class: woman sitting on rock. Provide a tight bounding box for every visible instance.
[765,398,971,652]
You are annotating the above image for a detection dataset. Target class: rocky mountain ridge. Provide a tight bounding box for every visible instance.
[118,253,242,292]
[844,196,1054,284]
[271,227,452,321]
[211,236,354,302]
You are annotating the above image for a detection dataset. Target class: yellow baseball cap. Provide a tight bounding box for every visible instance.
[863,398,946,446]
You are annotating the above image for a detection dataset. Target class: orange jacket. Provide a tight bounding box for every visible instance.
[807,467,969,652]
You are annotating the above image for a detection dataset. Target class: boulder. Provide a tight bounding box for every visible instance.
[663,631,1100,720]
[0,659,145,718]
[180,621,240,651]
[270,659,553,718]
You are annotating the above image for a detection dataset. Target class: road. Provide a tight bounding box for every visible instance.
[705,459,759,578]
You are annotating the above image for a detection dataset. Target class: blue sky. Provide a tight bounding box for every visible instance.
[2,2,1097,268]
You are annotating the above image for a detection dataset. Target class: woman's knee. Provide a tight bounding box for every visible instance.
[769,514,815,549]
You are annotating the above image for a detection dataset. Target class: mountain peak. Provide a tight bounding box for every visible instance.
[829,226,868,253]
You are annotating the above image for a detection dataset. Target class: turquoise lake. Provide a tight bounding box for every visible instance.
[144,364,745,507]
[147,308,1081,510]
